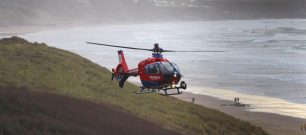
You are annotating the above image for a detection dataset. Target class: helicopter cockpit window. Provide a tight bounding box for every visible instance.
[158,62,181,74]
[171,63,181,73]
[145,63,160,74]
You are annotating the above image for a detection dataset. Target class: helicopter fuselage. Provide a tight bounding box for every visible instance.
[111,51,185,95]
[138,55,182,88]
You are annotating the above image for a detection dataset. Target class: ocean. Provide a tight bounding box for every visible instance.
[20,19,306,119]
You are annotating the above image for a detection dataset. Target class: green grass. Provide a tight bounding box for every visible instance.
[0,88,183,135]
[0,37,268,135]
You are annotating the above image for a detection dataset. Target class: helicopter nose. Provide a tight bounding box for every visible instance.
[172,72,181,82]
[163,72,181,84]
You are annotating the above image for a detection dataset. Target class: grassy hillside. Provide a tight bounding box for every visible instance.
[0,37,268,135]
[0,88,182,135]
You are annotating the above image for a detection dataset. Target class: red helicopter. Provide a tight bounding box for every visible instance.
[86,42,223,95]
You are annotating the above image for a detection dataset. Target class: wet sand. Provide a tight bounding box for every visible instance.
[173,92,306,135]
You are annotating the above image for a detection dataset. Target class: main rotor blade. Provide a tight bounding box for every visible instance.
[87,42,225,53]
[163,50,225,52]
[86,42,152,51]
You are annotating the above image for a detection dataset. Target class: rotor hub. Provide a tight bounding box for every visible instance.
[153,43,163,54]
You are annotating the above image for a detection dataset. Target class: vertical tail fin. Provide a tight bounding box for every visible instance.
[118,50,129,72]
[113,50,130,88]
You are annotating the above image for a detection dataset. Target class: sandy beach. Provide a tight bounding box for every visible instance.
[174,92,306,135]
[0,23,89,37]
[0,26,51,37]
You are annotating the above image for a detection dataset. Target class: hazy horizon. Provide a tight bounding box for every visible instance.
[1,0,306,27]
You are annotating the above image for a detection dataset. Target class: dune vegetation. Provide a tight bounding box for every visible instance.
[0,37,268,135]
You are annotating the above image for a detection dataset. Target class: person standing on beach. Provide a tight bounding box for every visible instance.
[304,124,306,132]
[301,124,304,131]
[192,97,195,104]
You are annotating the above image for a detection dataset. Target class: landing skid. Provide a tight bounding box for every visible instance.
[159,91,183,96]
[159,87,183,96]
[134,90,157,94]
[134,88,158,95]
[134,86,184,96]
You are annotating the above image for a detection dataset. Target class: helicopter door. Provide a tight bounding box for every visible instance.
[146,63,161,75]
[141,63,163,87]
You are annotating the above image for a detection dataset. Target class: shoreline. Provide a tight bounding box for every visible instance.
[0,26,66,37]
[173,92,306,135]
[0,23,87,37]
[0,20,187,37]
